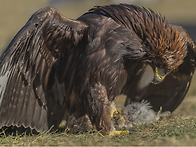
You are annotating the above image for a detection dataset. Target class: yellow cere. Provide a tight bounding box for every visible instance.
[155,67,166,80]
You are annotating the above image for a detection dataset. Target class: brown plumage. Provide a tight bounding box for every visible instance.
[0,4,194,134]
[124,25,196,112]
[91,5,187,72]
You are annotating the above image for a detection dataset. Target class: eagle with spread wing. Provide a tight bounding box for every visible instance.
[0,4,194,134]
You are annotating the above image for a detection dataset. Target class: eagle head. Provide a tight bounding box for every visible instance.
[146,23,187,84]
[124,5,188,84]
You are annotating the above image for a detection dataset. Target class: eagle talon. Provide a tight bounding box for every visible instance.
[109,130,130,136]
[110,103,125,121]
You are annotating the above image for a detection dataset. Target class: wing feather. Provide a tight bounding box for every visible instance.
[0,6,87,131]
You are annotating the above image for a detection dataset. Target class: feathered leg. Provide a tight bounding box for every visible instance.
[84,83,114,134]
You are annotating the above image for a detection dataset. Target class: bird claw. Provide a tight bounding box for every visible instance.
[158,111,172,118]
[109,130,130,136]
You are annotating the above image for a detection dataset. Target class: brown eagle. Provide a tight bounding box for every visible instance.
[0,4,194,134]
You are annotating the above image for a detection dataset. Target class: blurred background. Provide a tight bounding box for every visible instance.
[0,0,196,113]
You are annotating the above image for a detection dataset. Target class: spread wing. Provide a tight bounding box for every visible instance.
[0,7,87,131]
[124,26,196,112]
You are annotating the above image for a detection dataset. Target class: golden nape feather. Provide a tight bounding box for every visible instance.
[0,4,195,135]
[91,4,187,72]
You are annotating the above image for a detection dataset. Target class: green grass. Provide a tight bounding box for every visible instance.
[0,0,196,146]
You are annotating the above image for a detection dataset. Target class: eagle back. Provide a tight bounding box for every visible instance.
[89,4,187,72]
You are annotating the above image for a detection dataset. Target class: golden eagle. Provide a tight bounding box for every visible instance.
[0,4,194,134]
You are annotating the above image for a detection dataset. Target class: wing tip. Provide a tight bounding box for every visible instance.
[30,6,60,23]
[0,123,48,134]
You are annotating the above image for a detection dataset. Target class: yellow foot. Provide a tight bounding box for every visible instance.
[109,130,129,136]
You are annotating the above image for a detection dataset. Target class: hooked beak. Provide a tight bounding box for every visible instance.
[151,67,166,84]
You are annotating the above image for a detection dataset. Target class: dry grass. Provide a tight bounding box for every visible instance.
[0,114,195,146]
[0,0,195,146]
